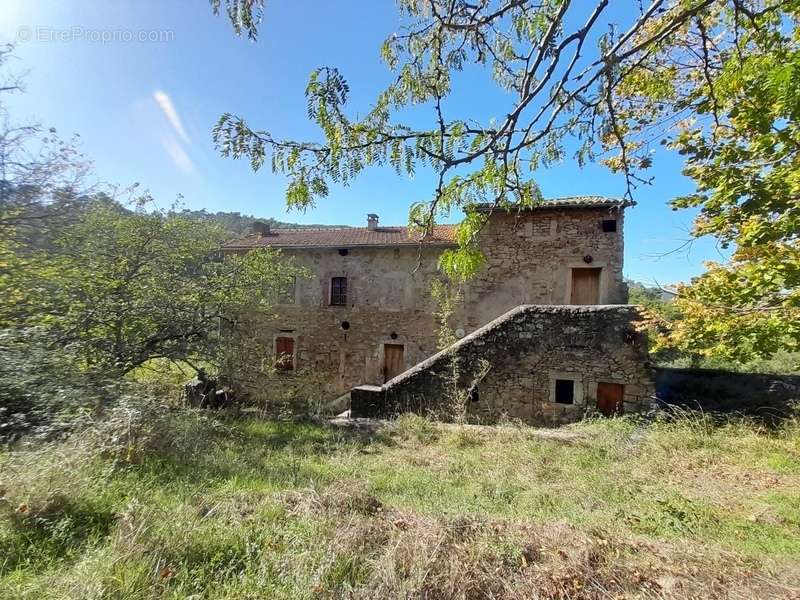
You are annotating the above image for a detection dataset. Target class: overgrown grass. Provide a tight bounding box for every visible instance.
[1,410,799,598]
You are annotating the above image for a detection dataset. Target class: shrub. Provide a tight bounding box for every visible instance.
[0,328,114,444]
[393,413,439,443]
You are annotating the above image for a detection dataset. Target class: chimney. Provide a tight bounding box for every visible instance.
[367,214,379,230]
[252,221,271,237]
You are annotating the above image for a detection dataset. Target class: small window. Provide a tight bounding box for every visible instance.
[601,219,617,233]
[554,379,574,404]
[275,336,295,371]
[330,277,347,306]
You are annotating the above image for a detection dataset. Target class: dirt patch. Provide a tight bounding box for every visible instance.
[282,483,800,599]
[281,479,384,517]
[646,453,800,516]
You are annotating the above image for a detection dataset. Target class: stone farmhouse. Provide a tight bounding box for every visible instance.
[223,196,655,425]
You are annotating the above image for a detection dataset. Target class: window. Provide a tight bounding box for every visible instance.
[330,277,347,306]
[554,379,575,404]
[275,336,295,371]
[549,372,583,405]
[601,219,617,233]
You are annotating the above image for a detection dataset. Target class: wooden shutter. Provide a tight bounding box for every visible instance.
[322,277,330,307]
[570,268,601,304]
[330,277,347,305]
[275,337,295,371]
[346,276,355,306]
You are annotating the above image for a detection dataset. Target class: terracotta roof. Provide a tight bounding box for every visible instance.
[473,196,633,211]
[223,225,458,250]
[223,197,631,250]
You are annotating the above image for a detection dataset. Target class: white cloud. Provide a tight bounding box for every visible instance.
[160,135,195,173]
[153,90,191,145]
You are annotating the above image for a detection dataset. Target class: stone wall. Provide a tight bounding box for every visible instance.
[244,246,445,404]
[460,207,626,328]
[351,305,654,426]
[655,367,800,420]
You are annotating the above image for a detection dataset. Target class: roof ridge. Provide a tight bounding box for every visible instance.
[546,194,623,200]
[268,224,458,232]
[471,196,633,212]
[272,226,354,232]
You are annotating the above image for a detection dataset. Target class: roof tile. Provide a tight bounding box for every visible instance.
[223,196,629,250]
[224,225,457,250]
[473,196,632,211]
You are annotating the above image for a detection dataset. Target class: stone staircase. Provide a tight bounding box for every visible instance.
[350,304,654,425]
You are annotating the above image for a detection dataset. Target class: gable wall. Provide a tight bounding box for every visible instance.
[460,207,626,328]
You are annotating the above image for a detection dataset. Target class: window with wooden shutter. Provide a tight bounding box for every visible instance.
[275,336,295,371]
[330,277,347,306]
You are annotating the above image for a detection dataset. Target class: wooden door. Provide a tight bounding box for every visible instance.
[596,382,624,416]
[571,268,601,304]
[383,344,405,382]
[275,336,295,371]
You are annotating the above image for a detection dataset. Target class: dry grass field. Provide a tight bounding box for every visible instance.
[1,410,799,599]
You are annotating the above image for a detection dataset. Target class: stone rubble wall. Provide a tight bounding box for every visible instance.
[655,367,800,421]
[460,207,626,329]
[240,246,446,407]
[351,304,655,425]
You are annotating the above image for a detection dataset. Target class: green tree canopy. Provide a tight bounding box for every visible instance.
[211,1,726,273]
[213,0,799,362]
[4,200,302,377]
[612,2,799,362]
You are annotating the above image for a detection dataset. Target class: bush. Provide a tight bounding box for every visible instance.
[0,327,237,459]
[85,399,234,466]
[393,413,439,443]
[0,328,115,444]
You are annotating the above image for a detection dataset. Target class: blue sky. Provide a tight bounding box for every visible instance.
[0,0,727,285]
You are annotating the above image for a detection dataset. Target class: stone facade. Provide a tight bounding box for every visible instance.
[461,206,626,328]
[223,197,647,420]
[351,305,655,425]
[239,246,446,402]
